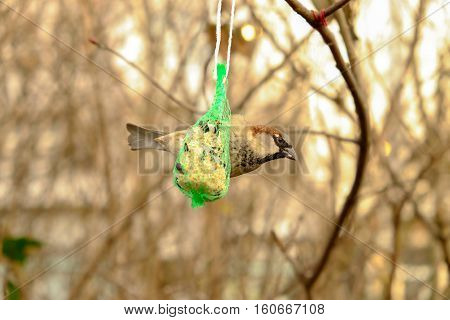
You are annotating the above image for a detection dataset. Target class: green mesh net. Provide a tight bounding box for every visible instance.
[173,63,231,208]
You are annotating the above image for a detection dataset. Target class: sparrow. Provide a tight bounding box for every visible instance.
[126,115,297,177]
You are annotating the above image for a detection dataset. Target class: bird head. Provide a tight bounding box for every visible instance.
[248,125,297,163]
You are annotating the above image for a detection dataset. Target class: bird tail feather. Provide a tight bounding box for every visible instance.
[126,123,165,151]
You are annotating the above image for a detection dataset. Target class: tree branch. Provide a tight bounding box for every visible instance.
[284,0,369,292]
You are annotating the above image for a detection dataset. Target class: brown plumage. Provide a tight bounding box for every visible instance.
[126,115,297,177]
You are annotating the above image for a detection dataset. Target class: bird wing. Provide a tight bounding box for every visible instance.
[154,130,187,154]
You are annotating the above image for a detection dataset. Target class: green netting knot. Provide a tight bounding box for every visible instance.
[173,63,231,208]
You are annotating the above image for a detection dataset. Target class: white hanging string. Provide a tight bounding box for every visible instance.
[213,0,223,79]
[213,0,236,80]
[226,0,236,78]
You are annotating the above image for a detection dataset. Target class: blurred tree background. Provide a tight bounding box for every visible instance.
[0,0,448,299]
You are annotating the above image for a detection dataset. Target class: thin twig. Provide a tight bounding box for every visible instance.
[385,200,404,299]
[413,202,450,275]
[234,31,313,111]
[288,128,359,144]
[381,0,427,137]
[323,0,352,18]
[332,1,362,83]
[310,85,356,122]
[308,129,358,144]
[89,38,200,114]
[270,230,310,297]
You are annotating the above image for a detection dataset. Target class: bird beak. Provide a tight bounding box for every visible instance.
[282,147,297,161]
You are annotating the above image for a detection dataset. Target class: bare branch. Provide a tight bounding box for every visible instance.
[284,0,369,291]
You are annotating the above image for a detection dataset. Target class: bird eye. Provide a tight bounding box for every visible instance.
[274,135,291,148]
[274,135,284,146]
